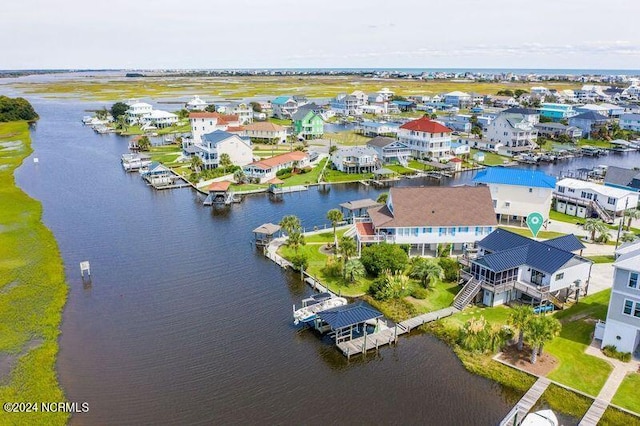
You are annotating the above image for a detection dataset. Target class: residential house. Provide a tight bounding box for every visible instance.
[271,96,299,119]
[485,111,538,150]
[604,166,640,192]
[242,151,310,183]
[330,94,362,116]
[351,90,368,106]
[459,137,503,153]
[466,229,591,307]
[539,103,577,122]
[141,162,174,187]
[600,243,640,354]
[530,86,550,97]
[443,91,472,108]
[190,130,253,169]
[488,95,518,108]
[501,107,540,125]
[450,142,470,156]
[366,136,411,165]
[391,100,417,112]
[218,102,253,124]
[443,114,472,133]
[292,107,324,140]
[189,112,240,143]
[397,116,452,160]
[473,168,557,223]
[354,186,498,256]
[330,146,379,173]
[185,95,208,111]
[554,178,639,221]
[568,111,610,139]
[575,85,611,103]
[620,113,640,132]
[125,100,153,124]
[242,122,287,144]
[534,122,582,140]
[357,121,399,137]
[140,110,178,129]
[377,87,394,102]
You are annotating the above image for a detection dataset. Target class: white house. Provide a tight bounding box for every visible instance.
[620,113,640,132]
[354,186,498,256]
[242,151,309,183]
[397,116,452,160]
[140,110,178,129]
[450,142,470,156]
[600,242,640,354]
[366,136,411,165]
[242,122,287,143]
[330,94,362,116]
[473,168,556,223]
[125,100,153,124]
[271,96,299,119]
[443,91,472,108]
[185,95,208,111]
[485,111,538,149]
[466,229,591,308]
[191,130,253,169]
[330,146,379,173]
[218,102,253,124]
[554,178,639,221]
[358,121,399,137]
[459,137,503,153]
[189,112,239,143]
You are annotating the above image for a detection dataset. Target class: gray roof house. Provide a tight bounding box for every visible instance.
[366,136,411,164]
[604,166,640,192]
[568,111,610,139]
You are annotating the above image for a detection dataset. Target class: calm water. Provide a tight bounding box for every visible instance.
[14,99,639,425]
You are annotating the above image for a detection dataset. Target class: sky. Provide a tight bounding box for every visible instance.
[3,0,640,70]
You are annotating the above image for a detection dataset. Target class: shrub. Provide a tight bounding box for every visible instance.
[439,257,460,282]
[323,257,342,278]
[410,287,429,299]
[369,271,408,301]
[602,345,632,362]
[360,243,409,277]
[276,167,293,177]
[289,253,308,271]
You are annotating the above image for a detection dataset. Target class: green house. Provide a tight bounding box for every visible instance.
[292,109,324,140]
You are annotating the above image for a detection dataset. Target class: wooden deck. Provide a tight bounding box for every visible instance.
[336,307,458,358]
[579,399,609,426]
[499,377,551,426]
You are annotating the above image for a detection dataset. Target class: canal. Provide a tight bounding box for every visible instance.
[14,97,640,425]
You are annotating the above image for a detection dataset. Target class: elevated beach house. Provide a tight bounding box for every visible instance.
[461,229,591,308]
[366,136,411,164]
[485,111,538,155]
[243,151,309,183]
[271,96,301,119]
[554,178,639,222]
[330,146,379,173]
[599,241,640,355]
[354,186,497,256]
[188,112,240,143]
[185,130,253,169]
[473,168,556,224]
[397,117,452,160]
[242,122,287,144]
[292,107,324,140]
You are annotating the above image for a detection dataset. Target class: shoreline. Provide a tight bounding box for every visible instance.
[0,121,69,425]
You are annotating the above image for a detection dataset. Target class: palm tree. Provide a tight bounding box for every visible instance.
[583,218,608,242]
[508,305,534,351]
[279,215,301,235]
[116,115,128,131]
[287,230,305,253]
[344,259,365,283]
[233,168,246,184]
[624,209,640,231]
[525,316,561,364]
[137,136,151,151]
[326,209,343,246]
[219,153,232,173]
[338,236,357,261]
[409,258,444,288]
[621,232,637,243]
[190,155,203,173]
[536,316,561,356]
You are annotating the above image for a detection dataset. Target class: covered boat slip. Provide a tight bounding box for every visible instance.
[313,301,384,344]
[252,223,281,247]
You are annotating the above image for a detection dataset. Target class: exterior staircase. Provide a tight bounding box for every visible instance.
[591,199,614,224]
[453,277,482,310]
[544,292,564,309]
[397,155,409,167]
[343,225,357,238]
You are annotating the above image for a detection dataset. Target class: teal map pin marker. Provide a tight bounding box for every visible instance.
[526,212,544,238]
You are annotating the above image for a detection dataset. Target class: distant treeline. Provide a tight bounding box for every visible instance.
[0,96,39,122]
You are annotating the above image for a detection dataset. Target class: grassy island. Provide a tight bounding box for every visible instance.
[0,121,68,425]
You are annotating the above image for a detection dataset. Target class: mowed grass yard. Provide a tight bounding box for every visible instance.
[324,131,369,146]
[0,122,68,425]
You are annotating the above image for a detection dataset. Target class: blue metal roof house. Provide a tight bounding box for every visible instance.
[472,168,557,224]
[460,228,591,308]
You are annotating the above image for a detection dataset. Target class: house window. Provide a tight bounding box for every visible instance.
[623,299,633,315]
[439,227,446,236]
[629,272,639,289]
[555,273,564,281]
[568,188,575,193]
[608,197,616,205]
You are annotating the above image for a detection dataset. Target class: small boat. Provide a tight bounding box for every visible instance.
[293,293,348,325]
[520,409,558,426]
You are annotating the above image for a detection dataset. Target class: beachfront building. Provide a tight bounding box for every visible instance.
[600,242,640,354]
[473,168,556,224]
[125,100,153,125]
[604,166,640,192]
[534,122,582,140]
[185,95,208,111]
[465,229,591,308]
[242,122,287,144]
[242,151,309,183]
[366,137,411,165]
[620,113,640,132]
[397,116,452,160]
[189,112,240,143]
[554,178,639,221]
[292,108,324,140]
[539,103,578,122]
[568,111,610,139]
[140,110,178,129]
[271,96,300,119]
[330,146,379,173]
[485,111,538,151]
[354,186,497,256]
[189,130,253,169]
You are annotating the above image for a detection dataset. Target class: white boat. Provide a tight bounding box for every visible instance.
[520,409,558,426]
[293,293,348,325]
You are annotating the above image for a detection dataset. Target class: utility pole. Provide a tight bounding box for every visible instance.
[615,198,629,249]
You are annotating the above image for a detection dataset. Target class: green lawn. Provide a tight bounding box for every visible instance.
[268,117,292,126]
[441,304,514,329]
[148,145,184,164]
[577,139,613,149]
[323,168,373,183]
[499,226,567,239]
[407,159,436,170]
[549,210,586,226]
[231,183,268,192]
[406,281,459,314]
[585,255,615,264]
[611,373,640,414]
[470,149,509,166]
[553,289,610,322]
[281,158,326,186]
[0,122,68,425]
[385,164,414,175]
[304,229,347,243]
[324,131,370,146]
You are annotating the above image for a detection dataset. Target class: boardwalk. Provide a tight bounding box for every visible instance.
[579,399,609,426]
[336,307,458,358]
[499,377,551,426]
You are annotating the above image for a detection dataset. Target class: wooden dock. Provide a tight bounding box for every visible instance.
[336,307,458,358]
[499,377,551,426]
[303,276,335,296]
[270,185,308,194]
[579,399,608,426]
